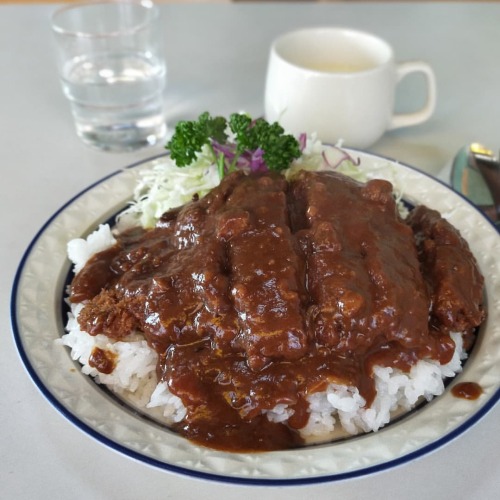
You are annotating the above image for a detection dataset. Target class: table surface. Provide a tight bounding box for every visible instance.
[2,3,500,499]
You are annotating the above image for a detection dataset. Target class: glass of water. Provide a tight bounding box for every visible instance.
[51,0,167,152]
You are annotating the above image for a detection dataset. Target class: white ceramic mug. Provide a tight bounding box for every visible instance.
[264,27,437,149]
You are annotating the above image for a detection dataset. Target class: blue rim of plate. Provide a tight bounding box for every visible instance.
[10,150,500,485]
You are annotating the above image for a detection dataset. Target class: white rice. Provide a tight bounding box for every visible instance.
[297,331,464,439]
[67,224,117,274]
[60,224,467,442]
[60,302,158,406]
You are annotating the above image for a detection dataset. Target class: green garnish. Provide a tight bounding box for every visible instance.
[166,112,301,178]
[165,112,227,167]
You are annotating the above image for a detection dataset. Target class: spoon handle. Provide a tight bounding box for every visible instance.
[470,152,500,222]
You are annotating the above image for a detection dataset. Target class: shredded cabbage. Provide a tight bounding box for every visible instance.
[117,150,220,229]
[286,135,367,183]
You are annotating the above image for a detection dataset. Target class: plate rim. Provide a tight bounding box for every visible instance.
[10,150,500,485]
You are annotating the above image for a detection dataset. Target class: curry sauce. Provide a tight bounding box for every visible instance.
[70,171,485,451]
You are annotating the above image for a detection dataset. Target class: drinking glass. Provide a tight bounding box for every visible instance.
[51,0,167,152]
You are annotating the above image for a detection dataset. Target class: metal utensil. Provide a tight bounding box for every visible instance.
[451,143,500,227]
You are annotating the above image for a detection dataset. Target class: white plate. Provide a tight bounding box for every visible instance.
[11,151,500,485]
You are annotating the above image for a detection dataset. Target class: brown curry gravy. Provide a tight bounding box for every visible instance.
[70,171,485,451]
[88,347,117,375]
[452,382,483,400]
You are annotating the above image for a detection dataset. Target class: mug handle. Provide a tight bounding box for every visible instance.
[388,61,437,130]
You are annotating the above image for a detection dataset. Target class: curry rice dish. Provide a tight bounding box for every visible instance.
[64,169,485,452]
